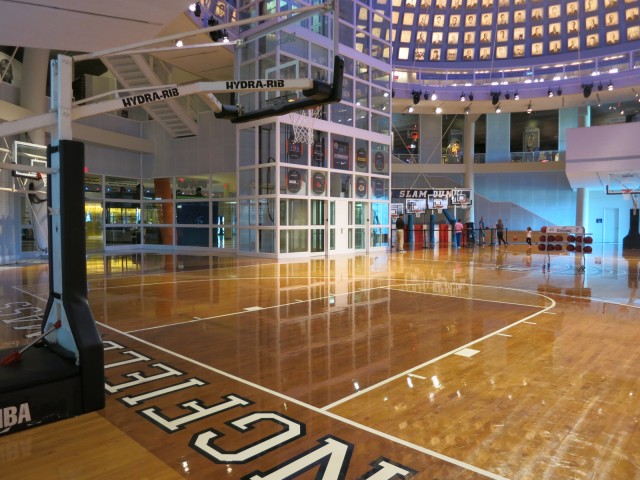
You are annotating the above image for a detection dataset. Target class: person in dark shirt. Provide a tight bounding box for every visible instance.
[396,214,406,252]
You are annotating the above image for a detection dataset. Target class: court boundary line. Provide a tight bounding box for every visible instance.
[97,321,510,480]
[127,281,552,334]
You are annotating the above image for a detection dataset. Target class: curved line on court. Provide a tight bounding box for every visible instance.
[322,289,557,411]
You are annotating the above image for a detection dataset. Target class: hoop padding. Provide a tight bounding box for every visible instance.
[288,107,322,145]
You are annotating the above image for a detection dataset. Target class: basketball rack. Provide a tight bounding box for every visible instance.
[538,226,592,273]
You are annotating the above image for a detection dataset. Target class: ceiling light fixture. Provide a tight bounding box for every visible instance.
[464,105,471,115]
[547,88,553,98]
[176,39,184,47]
[557,88,562,96]
[460,92,466,102]
[582,83,593,98]
[435,105,443,114]
[431,92,437,101]
[491,91,500,105]
[505,92,510,100]
[495,104,501,114]
[468,93,474,101]
[597,82,604,91]
[514,91,520,100]
[607,80,614,91]
[526,101,533,114]
[412,90,421,105]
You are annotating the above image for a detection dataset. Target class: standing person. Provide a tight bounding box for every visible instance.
[395,214,405,252]
[496,218,508,246]
[454,218,464,248]
[526,226,532,246]
[478,216,485,246]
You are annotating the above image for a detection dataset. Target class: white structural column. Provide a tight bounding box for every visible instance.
[576,187,588,230]
[463,113,480,222]
[19,48,50,145]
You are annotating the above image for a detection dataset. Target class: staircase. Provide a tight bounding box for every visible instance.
[102,54,198,138]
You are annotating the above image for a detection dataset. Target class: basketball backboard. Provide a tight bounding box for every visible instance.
[12,141,48,180]
[606,172,640,195]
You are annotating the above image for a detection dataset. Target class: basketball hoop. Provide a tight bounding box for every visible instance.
[624,189,639,214]
[459,198,469,209]
[288,106,322,145]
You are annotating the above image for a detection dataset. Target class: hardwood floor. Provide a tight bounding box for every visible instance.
[1,244,639,479]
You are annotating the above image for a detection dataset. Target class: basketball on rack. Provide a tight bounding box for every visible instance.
[547,234,555,242]
[538,244,546,251]
[539,235,546,242]
[541,226,547,233]
[584,236,593,244]
[584,245,593,253]
[567,234,575,242]
[513,236,518,241]
[566,244,575,252]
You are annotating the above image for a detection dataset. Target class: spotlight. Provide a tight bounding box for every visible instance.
[423,92,429,101]
[412,90,421,105]
[514,91,519,100]
[392,89,396,98]
[408,106,415,113]
[505,92,510,100]
[222,30,229,42]
[194,2,202,17]
[435,106,443,114]
[460,92,466,102]
[491,91,500,105]
[468,93,474,101]
[526,101,533,114]
[582,83,593,98]
[431,92,437,101]
[495,104,501,113]
[464,106,471,115]
[607,80,613,91]
[176,39,184,47]
[597,82,604,91]
[557,88,562,96]
[547,88,553,98]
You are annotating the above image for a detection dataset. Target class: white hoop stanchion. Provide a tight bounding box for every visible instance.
[288,106,322,145]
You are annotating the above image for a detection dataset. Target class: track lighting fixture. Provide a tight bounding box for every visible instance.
[468,93,474,101]
[547,88,553,98]
[423,92,429,101]
[408,106,415,113]
[514,91,519,100]
[194,2,201,17]
[460,92,466,102]
[557,88,562,96]
[495,104,501,114]
[597,82,604,91]
[582,83,593,98]
[490,91,500,105]
[607,80,613,91]
[175,39,183,47]
[526,101,533,114]
[464,106,470,115]
[209,17,221,42]
[392,89,396,98]
[505,92,510,100]
[412,90,421,105]
[596,93,601,106]
[431,92,437,101]
[435,105,443,114]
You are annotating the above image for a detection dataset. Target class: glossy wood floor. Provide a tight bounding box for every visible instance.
[1,243,639,479]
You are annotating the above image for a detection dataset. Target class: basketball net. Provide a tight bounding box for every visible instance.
[288,106,322,145]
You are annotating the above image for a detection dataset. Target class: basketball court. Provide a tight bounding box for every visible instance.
[1,243,639,479]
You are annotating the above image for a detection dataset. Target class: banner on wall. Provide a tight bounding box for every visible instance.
[374,151,386,172]
[0,53,22,86]
[356,148,367,169]
[393,188,473,210]
[332,140,350,170]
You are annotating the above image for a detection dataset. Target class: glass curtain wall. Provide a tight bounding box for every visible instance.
[235,0,392,256]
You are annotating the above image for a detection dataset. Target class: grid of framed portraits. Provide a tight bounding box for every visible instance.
[391,0,640,63]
